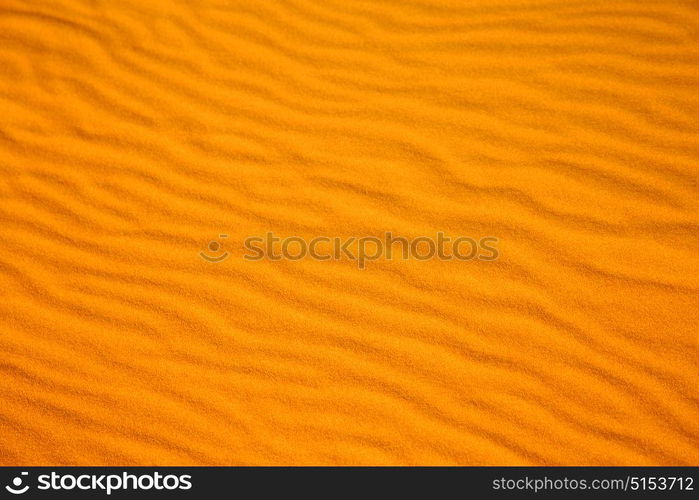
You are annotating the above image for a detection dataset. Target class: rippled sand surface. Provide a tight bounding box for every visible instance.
[0,0,697,465]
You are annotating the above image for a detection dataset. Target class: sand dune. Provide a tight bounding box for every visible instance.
[0,0,697,465]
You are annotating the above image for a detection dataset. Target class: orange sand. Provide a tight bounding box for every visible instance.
[0,0,697,465]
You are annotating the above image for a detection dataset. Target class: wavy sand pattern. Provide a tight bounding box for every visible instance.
[0,0,697,465]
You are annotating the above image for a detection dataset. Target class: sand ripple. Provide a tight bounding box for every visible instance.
[0,0,697,465]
